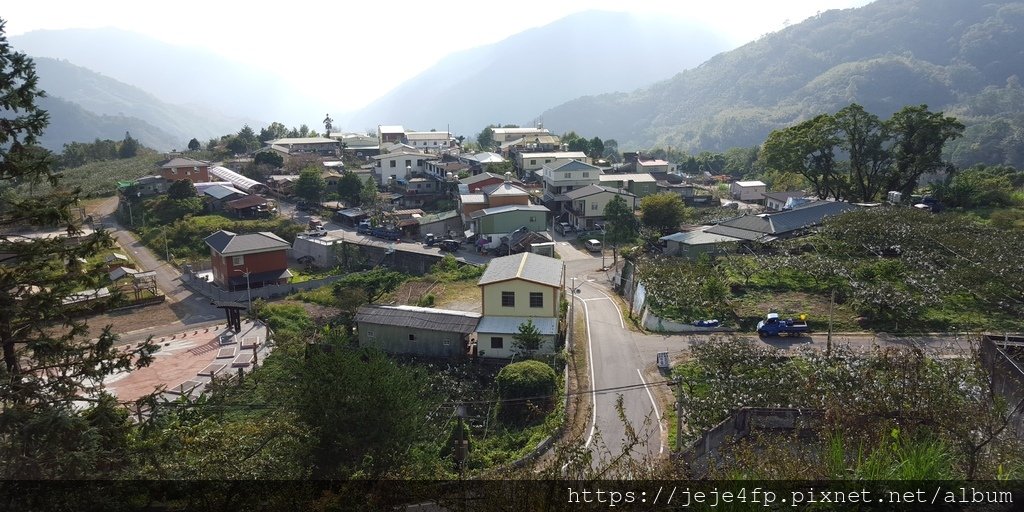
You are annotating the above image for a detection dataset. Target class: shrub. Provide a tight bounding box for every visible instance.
[495,360,557,426]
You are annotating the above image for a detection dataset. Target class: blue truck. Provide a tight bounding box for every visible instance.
[756,313,810,337]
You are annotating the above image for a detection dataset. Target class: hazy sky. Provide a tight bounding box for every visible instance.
[5,0,873,112]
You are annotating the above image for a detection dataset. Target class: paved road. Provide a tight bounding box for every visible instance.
[95,197,221,324]
[561,255,977,469]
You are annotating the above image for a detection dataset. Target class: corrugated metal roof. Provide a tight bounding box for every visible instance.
[599,173,657,183]
[483,183,529,197]
[476,316,557,335]
[478,252,563,288]
[734,180,767,187]
[161,157,208,169]
[209,166,262,193]
[475,204,549,217]
[355,305,480,334]
[266,137,338,145]
[201,184,246,200]
[660,229,741,245]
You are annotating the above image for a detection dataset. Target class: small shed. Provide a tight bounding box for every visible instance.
[730,180,767,202]
[354,305,481,358]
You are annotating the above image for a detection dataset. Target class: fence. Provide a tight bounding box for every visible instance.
[181,271,346,302]
[680,407,821,477]
[981,335,1024,436]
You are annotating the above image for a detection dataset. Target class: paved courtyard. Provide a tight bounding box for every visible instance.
[105,320,270,402]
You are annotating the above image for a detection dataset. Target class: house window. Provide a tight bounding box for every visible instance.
[491,337,504,349]
[582,172,589,177]
[591,203,598,211]
[565,173,572,178]
[171,168,177,175]
[545,159,552,163]
[530,160,536,165]
[232,255,243,266]
[417,159,424,166]
[443,337,451,346]
[367,330,375,339]
[501,291,515,307]
[409,334,416,341]
[405,159,412,167]
[390,160,396,168]
[529,292,543,308]
[529,216,536,222]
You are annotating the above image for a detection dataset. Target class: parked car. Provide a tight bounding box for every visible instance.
[555,222,574,235]
[357,220,372,234]
[306,226,328,237]
[424,233,437,246]
[584,239,603,252]
[438,239,460,252]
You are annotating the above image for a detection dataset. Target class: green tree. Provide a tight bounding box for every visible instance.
[226,136,248,155]
[639,192,690,234]
[0,20,156,478]
[602,138,620,162]
[336,172,363,206]
[259,121,288,143]
[512,319,544,359]
[166,179,197,200]
[296,348,429,478]
[588,136,605,159]
[833,104,889,202]
[761,114,843,200]
[253,150,284,168]
[476,126,495,150]
[933,165,1016,208]
[118,131,139,158]
[187,137,201,151]
[495,360,557,425]
[294,167,325,204]
[884,104,965,196]
[603,194,637,265]
[360,176,380,212]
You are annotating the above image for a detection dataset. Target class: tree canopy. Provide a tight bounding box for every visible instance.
[760,104,964,202]
[639,192,690,234]
[294,167,326,203]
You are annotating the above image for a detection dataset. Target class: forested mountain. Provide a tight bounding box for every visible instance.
[36,96,181,152]
[539,0,1024,168]
[32,58,253,151]
[12,28,311,126]
[348,10,732,134]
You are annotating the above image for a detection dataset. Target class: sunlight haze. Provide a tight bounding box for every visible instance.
[6,0,872,115]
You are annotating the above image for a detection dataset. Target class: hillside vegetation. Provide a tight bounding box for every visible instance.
[540,0,1024,169]
[13,153,162,199]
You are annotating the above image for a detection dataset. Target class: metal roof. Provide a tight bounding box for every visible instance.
[209,166,262,193]
[483,182,529,197]
[355,305,480,334]
[660,229,741,245]
[563,184,636,200]
[473,204,550,218]
[599,173,657,183]
[378,125,405,133]
[478,252,563,288]
[226,195,269,209]
[709,200,858,238]
[734,180,767,187]
[521,151,588,160]
[204,230,291,256]
[160,157,208,169]
[762,190,807,202]
[201,184,247,200]
[476,316,558,336]
[266,137,339,145]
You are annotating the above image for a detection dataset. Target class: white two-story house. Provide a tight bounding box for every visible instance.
[540,159,602,216]
[372,150,437,186]
[563,184,639,231]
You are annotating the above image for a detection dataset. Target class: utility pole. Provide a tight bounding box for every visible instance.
[567,276,576,354]
[827,288,835,356]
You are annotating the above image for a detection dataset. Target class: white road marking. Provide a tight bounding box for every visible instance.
[562,293,598,473]
[636,368,665,455]
[583,282,625,329]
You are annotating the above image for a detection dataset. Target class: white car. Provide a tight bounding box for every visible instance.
[584,239,602,252]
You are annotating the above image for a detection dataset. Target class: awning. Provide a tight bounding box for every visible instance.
[227,269,293,286]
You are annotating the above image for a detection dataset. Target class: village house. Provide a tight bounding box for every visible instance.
[730,180,768,202]
[540,159,602,214]
[372,150,437,186]
[377,125,406,145]
[469,204,551,238]
[354,305,480,359]
[705,200,860,242]
[563,185,638,231]
[517,151,590,180]
[763,190,809,211]
[660,228,742,259]
[159,157,211,183]
[476,252,564,359]
[598,173,658,197]
[405,131,453,152]
[199,184,247,212]
[263,137,341,157]
[204,230,292,291]
[458,174,532,223]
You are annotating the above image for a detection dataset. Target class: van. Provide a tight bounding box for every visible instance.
[584,239,602,252]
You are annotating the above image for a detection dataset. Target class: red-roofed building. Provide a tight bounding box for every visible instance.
[159,157,211,183]
[204,230,292,291]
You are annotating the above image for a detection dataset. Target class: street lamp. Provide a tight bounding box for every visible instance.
[234,267,252,312]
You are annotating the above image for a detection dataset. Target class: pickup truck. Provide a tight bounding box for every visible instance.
[756,313,809,337]
[305,226,328,237]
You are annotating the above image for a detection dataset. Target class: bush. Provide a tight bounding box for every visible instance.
[495,360,557,425]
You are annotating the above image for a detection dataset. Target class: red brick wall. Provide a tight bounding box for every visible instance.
[160,165,210,183]
[211,248,288,289]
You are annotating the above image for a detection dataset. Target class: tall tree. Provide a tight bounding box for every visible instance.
[885,104,965,196]
[187,137,201,152]
[253,150,284,168]
[639,193,690,234]
[476,126,495,150]
[336,172,363,206]
[118,131,139,158]
[167,179,197,200]
[761,114,842,200]
[258,122,289,143]
[603,195,637,266]
[0,19,155,478]
[512,319,543,359]
[833,104,889,202]
[294,167,325,204]
[360,176,380,212]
